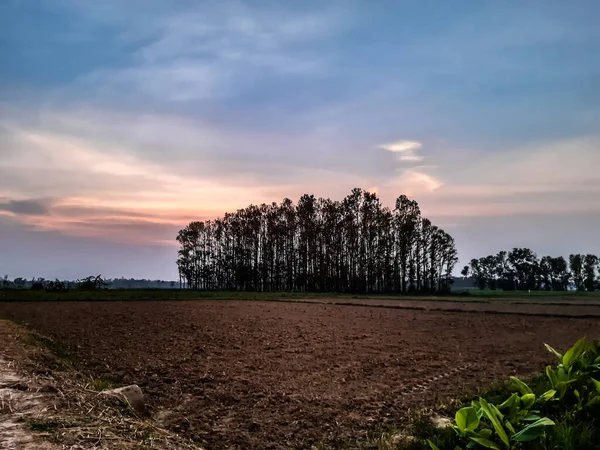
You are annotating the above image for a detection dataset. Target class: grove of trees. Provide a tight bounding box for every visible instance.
[176,188,458,294]
[462,250,600,291]
[0,276,180,290]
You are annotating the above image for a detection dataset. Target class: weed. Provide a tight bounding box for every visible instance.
[540,418,599,450]
[89,377,114,392]
[27,418,66,433]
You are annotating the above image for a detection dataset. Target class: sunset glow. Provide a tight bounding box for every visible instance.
[2,1,599,279]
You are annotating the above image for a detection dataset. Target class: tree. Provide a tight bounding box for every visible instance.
[507,248,538,290]
[13,277,26,288]
[78,275,108,290]
[583,254,599,292]
[176,189,457,294]
[569,254,585,291]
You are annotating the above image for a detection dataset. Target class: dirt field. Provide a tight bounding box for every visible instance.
[1,300,599,449]
[289,297,600,317]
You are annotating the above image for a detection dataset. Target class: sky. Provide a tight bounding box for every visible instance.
[1,0,599,280]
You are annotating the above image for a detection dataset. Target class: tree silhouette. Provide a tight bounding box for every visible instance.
[176,188,458,293]
[466,249,598,291]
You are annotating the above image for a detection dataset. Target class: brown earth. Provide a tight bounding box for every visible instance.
[288,297,600,317]
[0,300,599,449]
[0,318,199,449]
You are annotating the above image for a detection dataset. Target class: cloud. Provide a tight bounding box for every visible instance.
[0,114,377,243]
[412,136,600,218]
[0,199,51,216]
[64,2,349,103]
[381,140,424,161]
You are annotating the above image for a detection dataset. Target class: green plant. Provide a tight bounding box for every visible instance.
[544,338,600,407]
[428,377,556,449]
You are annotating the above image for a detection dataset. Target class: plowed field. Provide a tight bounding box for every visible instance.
[1,300,598,449]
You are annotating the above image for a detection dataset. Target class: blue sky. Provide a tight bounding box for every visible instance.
[1,0,599,280]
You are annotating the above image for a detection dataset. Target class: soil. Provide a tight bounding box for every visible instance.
[1,300,599,449]
[0,318,199,449]
[289,297,600,317]
[0,320,60,450]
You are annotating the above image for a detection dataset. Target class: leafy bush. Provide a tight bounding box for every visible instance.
[427,338,600,449]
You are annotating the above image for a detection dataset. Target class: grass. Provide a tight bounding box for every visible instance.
[27,418,71,433]
[1,287,598,303]
[0,288,370,302]
[385,376,600,450]
[22,331,76,371]
[335,364,600,450]
[89,377,114,392]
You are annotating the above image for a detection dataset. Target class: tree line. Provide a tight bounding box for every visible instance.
[176,188,458,294]
[1,276,181,290]
[462,249,599,291]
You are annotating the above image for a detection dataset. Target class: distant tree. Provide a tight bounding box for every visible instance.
[551,256,571,291]
[466,250,593,292]
[45,279,66,293]
[31,278,46,290]
[13,277,26,288]
[460,266,469,277]
[569,254,585,291]
[507,248,538,290]
[583,254,599,292]
[78,275,108,290]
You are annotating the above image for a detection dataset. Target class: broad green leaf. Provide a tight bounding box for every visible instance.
[509,376,533,395]
[479,398,509,448]
[490,403,504,422]
[456,407,479,433]
[592,378,600,393]
[585,395,600,407]
[563,338,587,369]
[545,366,558,387]
[556,382,568,400]
[524,415,541,421]
[469,436,501,450]
[557,366,568,382]
[544,343,563,361]
[505,421,515,435]
[539,390,556,402]
[512,418,555,442]
[521,393,536,409]
[477,429,493,438]
[427,439,441,450]
[498,393,519,410]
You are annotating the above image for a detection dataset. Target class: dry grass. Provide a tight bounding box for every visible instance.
[1,319,202,449]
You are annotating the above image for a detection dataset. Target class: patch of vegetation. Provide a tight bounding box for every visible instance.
[1,286,599,304]
[27,418,76,433]
[376,338,600,450]
[22,332,76,371]
[90,377,114,392]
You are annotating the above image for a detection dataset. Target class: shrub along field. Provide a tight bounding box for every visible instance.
[423,338,600,450]
[0,299,599,449]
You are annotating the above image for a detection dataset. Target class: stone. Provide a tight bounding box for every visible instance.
[431,415,452,429]
[100,385,146,416]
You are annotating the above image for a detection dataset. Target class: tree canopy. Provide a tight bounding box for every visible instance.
[463,250,599,291]
[176,188,458,293]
